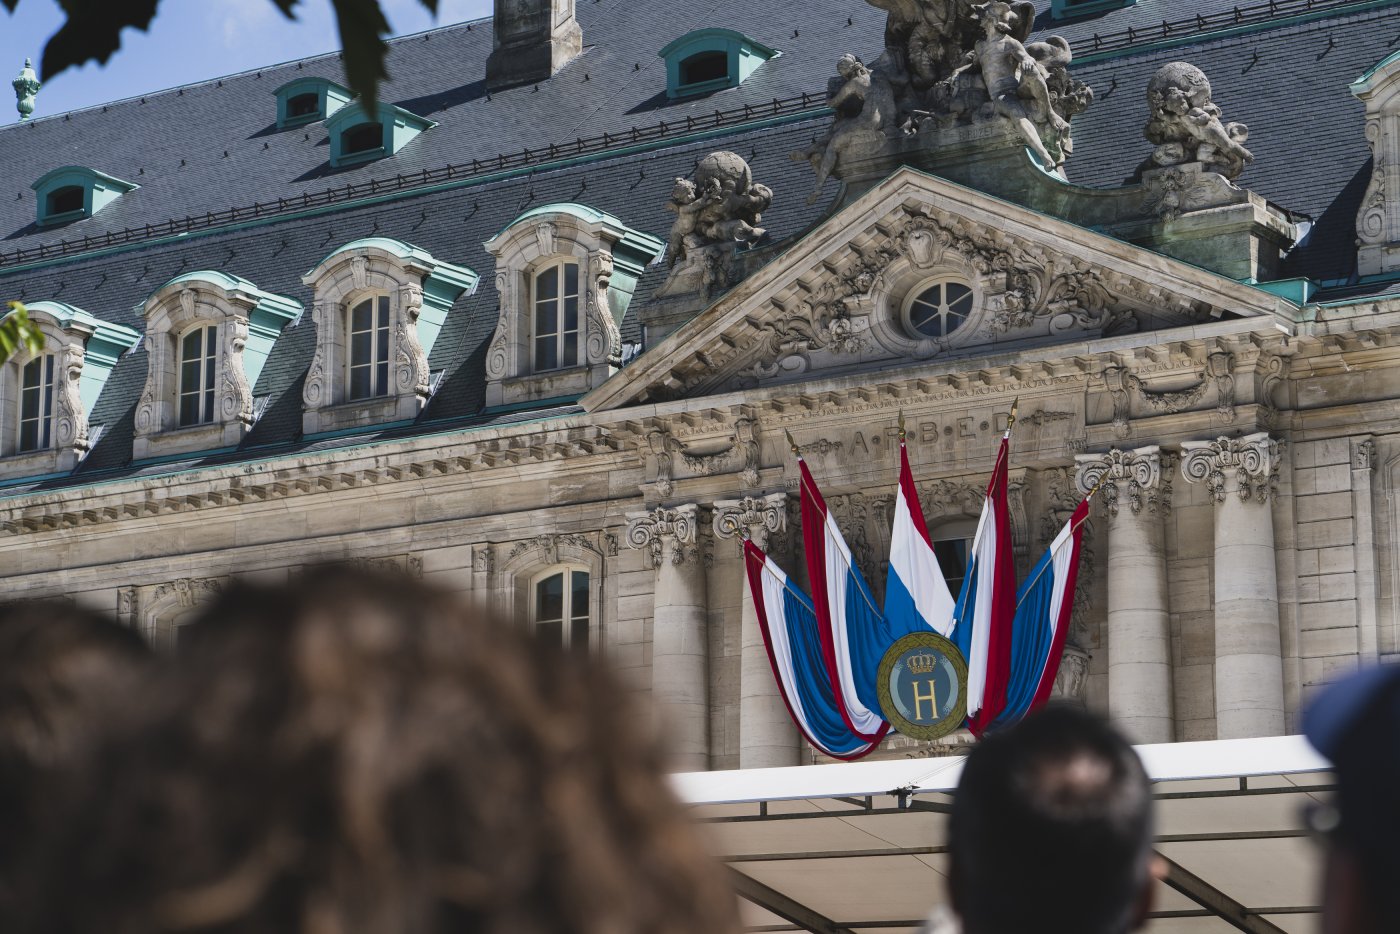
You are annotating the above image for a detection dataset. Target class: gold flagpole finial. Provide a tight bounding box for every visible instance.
[897,410,906,442]
[1007,396,1020,432]
[784,429,801,457]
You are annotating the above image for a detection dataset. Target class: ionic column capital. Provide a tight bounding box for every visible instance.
[713,492,787,551]
[1180,432,1281,504]
[626,503,701,569]
[1074,445,1168,518]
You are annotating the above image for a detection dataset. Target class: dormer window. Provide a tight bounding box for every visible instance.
[31,166,138,227]
[348,296,391,400]
[1,301,139,478]
[301,239,477,436]
[533,261,580,372]
[19,355,55,453]
[483,203,663,408]
[273,77,351,128]
[659,29,779,99]
[178,325,218,427]
[324,102,434,168]
[133,272,300,461]
[342,122,385,157]
[1051,0,1137,19]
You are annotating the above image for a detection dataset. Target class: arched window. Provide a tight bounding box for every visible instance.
[679,50,728,86]
[532,261,580,372]
[348,295,391,400]
[532,566,590,652]
[342,122,385,157]
[46,185,84,218]
[178,325,218,427]
[286,92,320,120]
[18,353,55,452]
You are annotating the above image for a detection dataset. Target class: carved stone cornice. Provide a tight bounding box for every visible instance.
[713,493,787,551]
[1180,433,1281,504]
[626,504,701,569]
[1075,446,1169,518]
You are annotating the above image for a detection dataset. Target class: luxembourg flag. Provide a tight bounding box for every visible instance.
[797,455,889,742]
[883,432,957,637]
[743,541,885,760]
[992,496,1092,728]
[950,427,1018,738]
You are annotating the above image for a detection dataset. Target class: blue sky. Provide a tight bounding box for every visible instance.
[2,0,494,122]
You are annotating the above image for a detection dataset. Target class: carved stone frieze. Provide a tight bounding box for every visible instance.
[152,576,223,607]
[1074,446,1168,518]
[713,493,787,552]
[626,504,701,569]
[1052,643,1090,705]
[508,533,604,565]
[1180,433,1281,503]
[679,416,762,488]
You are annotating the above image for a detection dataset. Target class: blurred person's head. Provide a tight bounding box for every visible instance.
[947,705,1158,934]
[1303,664,1400,934]
[0,600,151,912]
[24,565,737,934]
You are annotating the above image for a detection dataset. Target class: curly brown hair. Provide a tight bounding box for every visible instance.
[24,567,738,934]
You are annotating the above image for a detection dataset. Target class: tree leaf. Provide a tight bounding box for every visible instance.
[418,0,440,14]
[40,0,159,81]
[0,302,45,364]
[267,0,300,17]
[330,0,393,115]
[2,0,20,14]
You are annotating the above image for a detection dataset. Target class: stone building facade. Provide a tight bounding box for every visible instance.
[2,0,1399,768]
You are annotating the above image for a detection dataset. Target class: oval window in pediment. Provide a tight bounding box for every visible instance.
[903,279,973,340]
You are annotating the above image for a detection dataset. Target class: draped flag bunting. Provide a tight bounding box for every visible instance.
[742,540,884,760]
[884,428,957,637]
[991,497,1092,729]
[741,406,1094,758]
[949,426,1018,737]
[796,452,891,742]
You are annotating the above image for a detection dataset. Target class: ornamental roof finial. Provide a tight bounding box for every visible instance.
[13,58,40,122]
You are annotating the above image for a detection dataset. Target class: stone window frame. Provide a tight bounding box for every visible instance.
[862,239,994,359]
[483,203,663,408]
[498,536,607,654]
[134,271,300,461]
[300,238,477,437]
[527,563,593,652]
[0,301,138,478]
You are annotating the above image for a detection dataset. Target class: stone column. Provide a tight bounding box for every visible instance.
[714,493,798,768]
[1181,433,1284,739]
[1076,447,1174,744]
[626,504,709,770]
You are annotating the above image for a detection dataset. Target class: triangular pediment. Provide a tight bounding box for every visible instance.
[583,167,1297,411]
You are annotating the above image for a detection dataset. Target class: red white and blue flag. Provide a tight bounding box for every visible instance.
[950,428,1018,737]
[743,540,884,760]
[991,497,1092,727]
[883,435,957,637]
[797,456,890,742]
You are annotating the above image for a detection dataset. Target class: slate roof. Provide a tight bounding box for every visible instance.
[0,0,1396,494]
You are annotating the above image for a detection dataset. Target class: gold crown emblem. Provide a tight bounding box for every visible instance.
[906,653,940,675]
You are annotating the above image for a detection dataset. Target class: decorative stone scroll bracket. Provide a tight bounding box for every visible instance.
[1103,351,1236,437]
[713,492,787,553]
[626,504,701,568]
[679,417,762,488]
[1180,432,1281,503]
[1074,445,1169,519]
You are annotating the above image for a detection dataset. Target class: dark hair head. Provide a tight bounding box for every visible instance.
[1312,667,1400,928]
[25,566,737,934]
[948,704,1154,934]
[0,600,151,915]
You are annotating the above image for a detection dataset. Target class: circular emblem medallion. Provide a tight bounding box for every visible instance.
[876,631,969,741]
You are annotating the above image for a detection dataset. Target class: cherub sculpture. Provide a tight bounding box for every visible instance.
[656,152,774,299]
[793,54,898,203]
[1145,62,1253,180]
[942,1,1070,169]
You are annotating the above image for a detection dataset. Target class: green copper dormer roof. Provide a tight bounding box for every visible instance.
[144,270,302,390]
[324,101,436,168]
[274,76,353,128]
[488,203,665,275]
[1051,0,1138,20]
[30,165,138,227]
[304,238,478,359]
[17,301,140,413]
[1352,50,1400,95]
[658,28,780,99]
